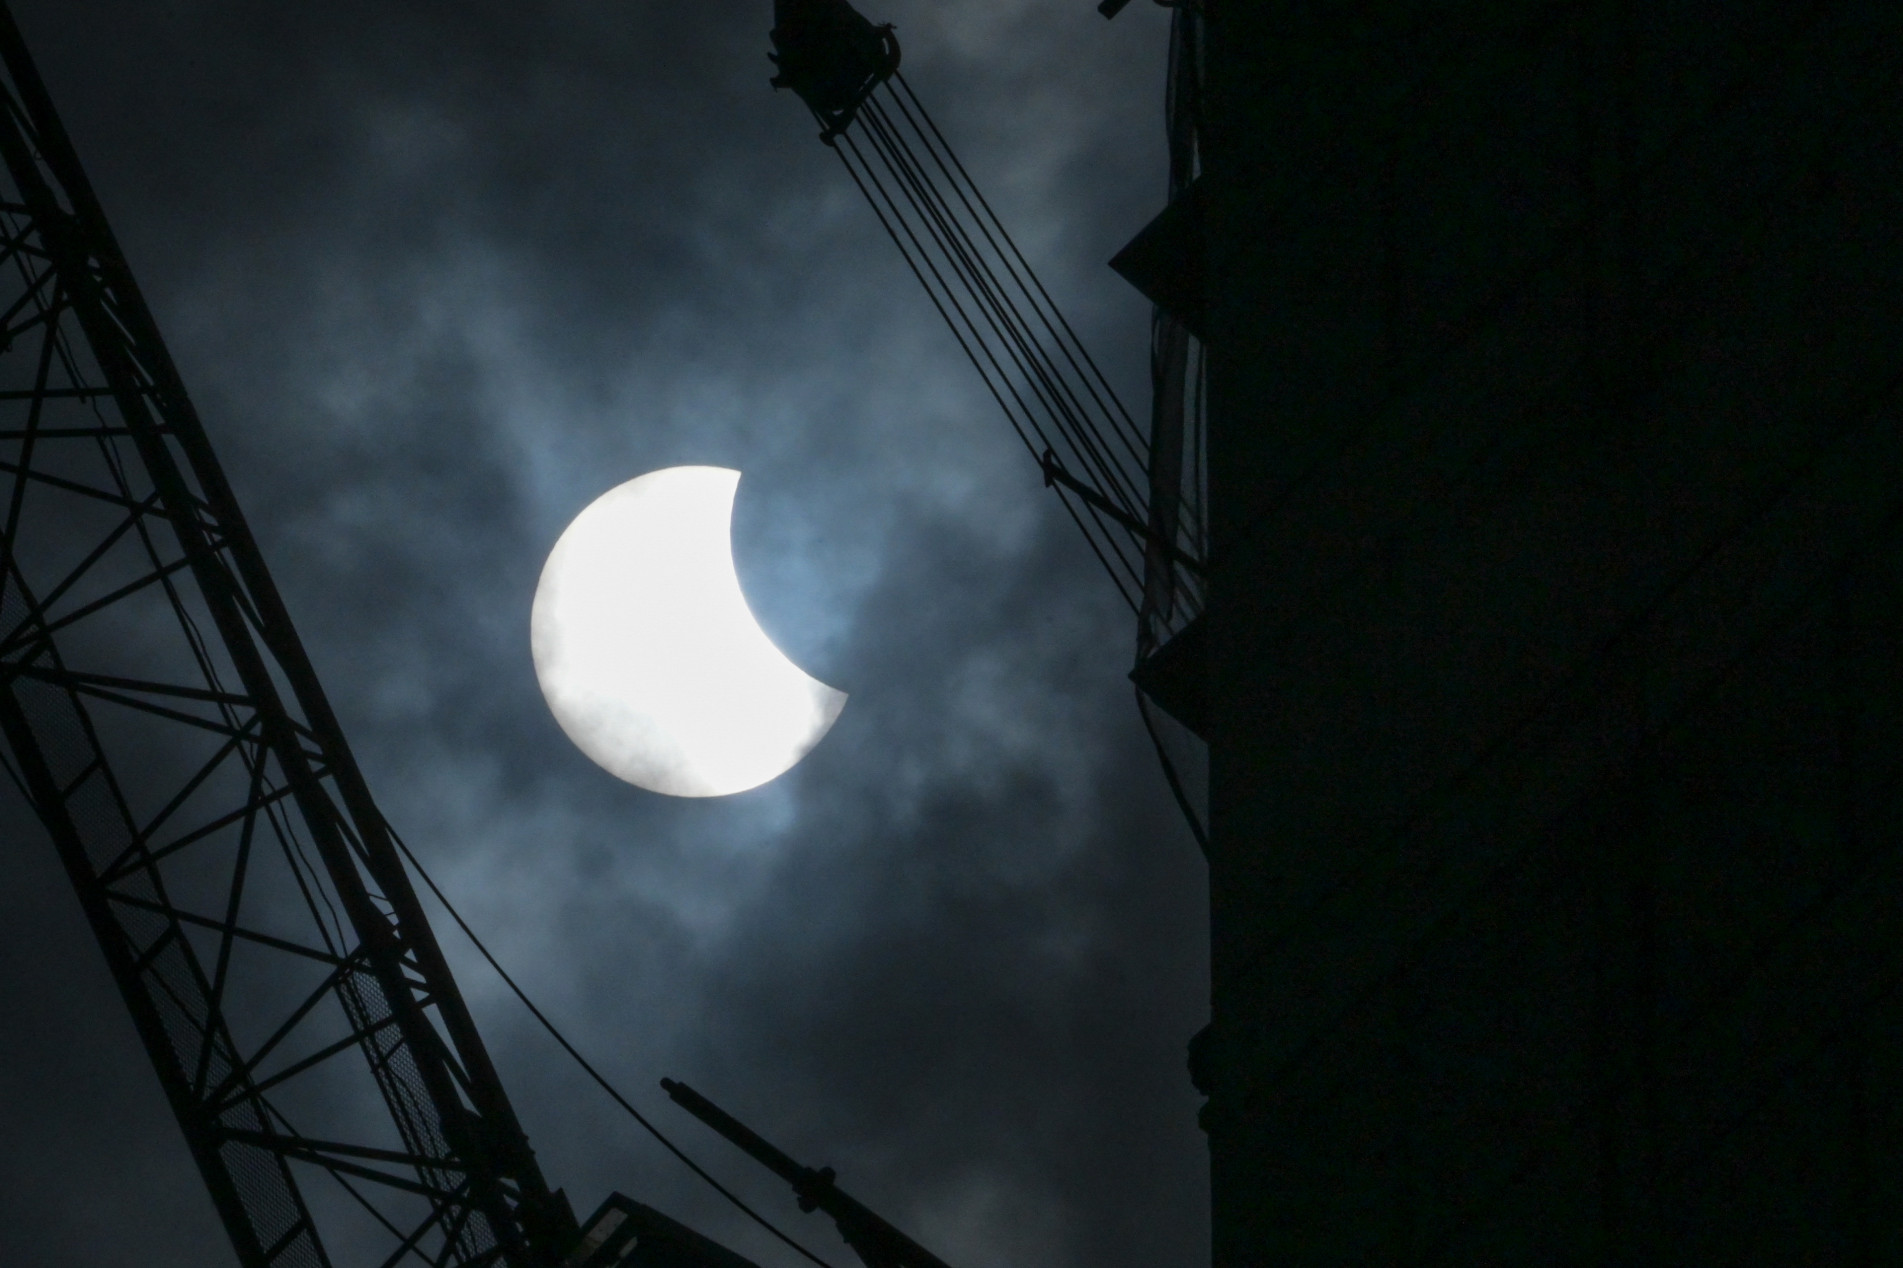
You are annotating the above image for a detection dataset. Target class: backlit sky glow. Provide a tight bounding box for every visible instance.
[0,4,1209,1267]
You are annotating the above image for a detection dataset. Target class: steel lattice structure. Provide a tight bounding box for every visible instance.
[0,9,574,1267]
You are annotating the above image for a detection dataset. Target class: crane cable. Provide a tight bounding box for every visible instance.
[849,90,1149,590]
[386,825,839,1268]
[814,70,1205,616]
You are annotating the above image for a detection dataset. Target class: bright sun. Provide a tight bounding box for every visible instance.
[530,466,846,797]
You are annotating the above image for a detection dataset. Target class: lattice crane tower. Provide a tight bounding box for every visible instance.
[0,9,578,1266]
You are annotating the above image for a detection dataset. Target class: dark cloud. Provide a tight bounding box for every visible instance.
[0,2,1207,1266]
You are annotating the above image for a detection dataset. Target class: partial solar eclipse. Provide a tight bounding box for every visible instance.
[531,467,846,797]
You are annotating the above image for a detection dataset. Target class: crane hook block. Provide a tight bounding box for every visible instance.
[769,0,901,141]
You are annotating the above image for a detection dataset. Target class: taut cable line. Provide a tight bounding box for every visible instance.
[768,0,1206,623]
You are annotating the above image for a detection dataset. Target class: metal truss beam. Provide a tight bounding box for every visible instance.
[0,7,574,1266]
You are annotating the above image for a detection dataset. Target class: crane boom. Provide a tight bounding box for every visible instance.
[0,7,574,1265]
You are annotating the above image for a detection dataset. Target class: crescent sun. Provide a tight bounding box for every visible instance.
[530,466,847,797]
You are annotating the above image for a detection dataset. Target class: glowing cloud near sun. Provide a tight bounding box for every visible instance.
[531,467,846,797]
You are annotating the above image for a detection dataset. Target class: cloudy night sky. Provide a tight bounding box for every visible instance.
[0,3,1209,1267]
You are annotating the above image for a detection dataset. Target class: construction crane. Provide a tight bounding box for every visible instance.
[0,6,582,1263]
[0,9,882,1268]
[0,2,1181,1263]
[767,0,1210,845]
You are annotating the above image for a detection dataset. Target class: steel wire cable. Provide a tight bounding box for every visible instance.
[886,71,1141,464]
[841,108,1149,597]
[858,100,1133,503]
[858,95,1148,517]
[847,106,1103,503]
[813,74,1185,609]
[856,109,1087,479]
[885,77,1152,471]
[830,129,1142,611]
[837,131,1144,608]
[387,826,839,1268]
[834,128,1044,456]
[857,105,1100,488]
[834,120,1144,605]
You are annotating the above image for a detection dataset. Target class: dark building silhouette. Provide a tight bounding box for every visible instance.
[1197,4,1903,1261]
